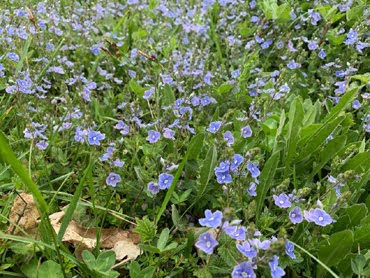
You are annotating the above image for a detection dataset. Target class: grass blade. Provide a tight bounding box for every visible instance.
[57,157,92,242]
[197,144,217,198]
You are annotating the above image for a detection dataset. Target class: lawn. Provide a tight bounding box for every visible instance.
[0,0,369,277]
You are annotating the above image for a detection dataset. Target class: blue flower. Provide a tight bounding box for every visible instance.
[231,261,256,278]
[158,173,174,189]
[147,130,161,143]
[36,141,48,150]
[344,29,358,45]
[285,241,296,259]
[6,52,19,62]
[352,100,361,109]
[249,238,271,250]
[199,209,223,228]
[106,172,121,187]
[113,159,125,167]
[147,182,159,194]
[87,130,105,145]
[215,171,232,184]
[163,128,175,140]
[195,232,218,255]
[269,255,285,278]
[273,193,292,208]
[247,182,257,197]
[236,241,257,258]
[241,125,252,138]
[224,225,247,240]
[230,154,244,172]
[247,162,260,178]
[223,131,234,146]
[143,87,155,99]
[289,207,303,224]
[215,161,230,173]
[207,121,222,133]
[304,208,334,226]
[318,49,326,59]
[308,40,318,50]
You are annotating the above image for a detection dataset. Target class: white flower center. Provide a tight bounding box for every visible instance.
[291,213,296,218]
[93,136,96,141]
[242,272,250,278]
[279,200,284,204]
[318,216,324,221]
[206,241,211,248]
[222,175,225,180]
[164,180,168,184]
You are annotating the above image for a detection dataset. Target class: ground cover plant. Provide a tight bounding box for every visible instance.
[0,0,369,277]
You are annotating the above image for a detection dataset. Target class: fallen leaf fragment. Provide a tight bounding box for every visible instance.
[6,193,40,235]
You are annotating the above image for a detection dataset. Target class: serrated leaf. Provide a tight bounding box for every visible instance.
[134,216,156,242]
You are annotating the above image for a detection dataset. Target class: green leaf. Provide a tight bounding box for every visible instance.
[342,152,370,173]
[354,224,370,249]
[351,255,367,275]
[216,82,233,95]
[275,3,291,23]
[318,230,354,267]
[197,144,217,197]
[161,84,175,106]
[351,73,370,84]
[58,158,92,242]
[139,244,160,253]
[82,250,96,269]
[346,4,365,21]
[20,258,38,278]
[157,228,170,251]
[333,203,368,231]
[129,262,142,278]
[297,115,345,161]
[129,79,145,97]
[284,97,304,177]
[324,87,359,124]
[141,266,156,278]
[256,151,280,220]
[188,133,205,160]
[38,261,63,278]
[308,135,347,179]
[171,204,186,231]
[134,216,156,242]
[96,251,116,272]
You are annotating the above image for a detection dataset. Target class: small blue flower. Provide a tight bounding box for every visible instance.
[113,159,125,167]
[215,171,232,184]
[231,69,240,78]
[106,172,121,187]
[195,232,218,254]
[285,241,296,259]
[318,49,326,59]
[163,128,175,140]
[215,161,230,173]
[143,87,155,99]
[304,208,334,226]
[236,241,257,258]
[308,40,318,50]
[223,131,234,146]
[199,209,223,228]
[230,154,244,172]
[207,121,222,133]
[352,100,361,109]
[273,193,292,208]
[269,255,285,278]
[147,130,161,143]
[147,182,160,194]
[241,125,252,138]
[158,173,174,189]
[344,29,358,45]
[231,261,256,278]
[247,162,260,178]
[36,141,48,150]
[289,207,303,224]
[87,130,105,146]
[224,225,247,240]
[6,52,19,62]
[247,182,257,197]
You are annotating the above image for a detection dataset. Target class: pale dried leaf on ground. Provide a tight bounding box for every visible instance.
[6,193,40,234]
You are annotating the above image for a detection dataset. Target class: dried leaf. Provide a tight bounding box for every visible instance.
[7,193,40,234]
[113,240,141,261]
